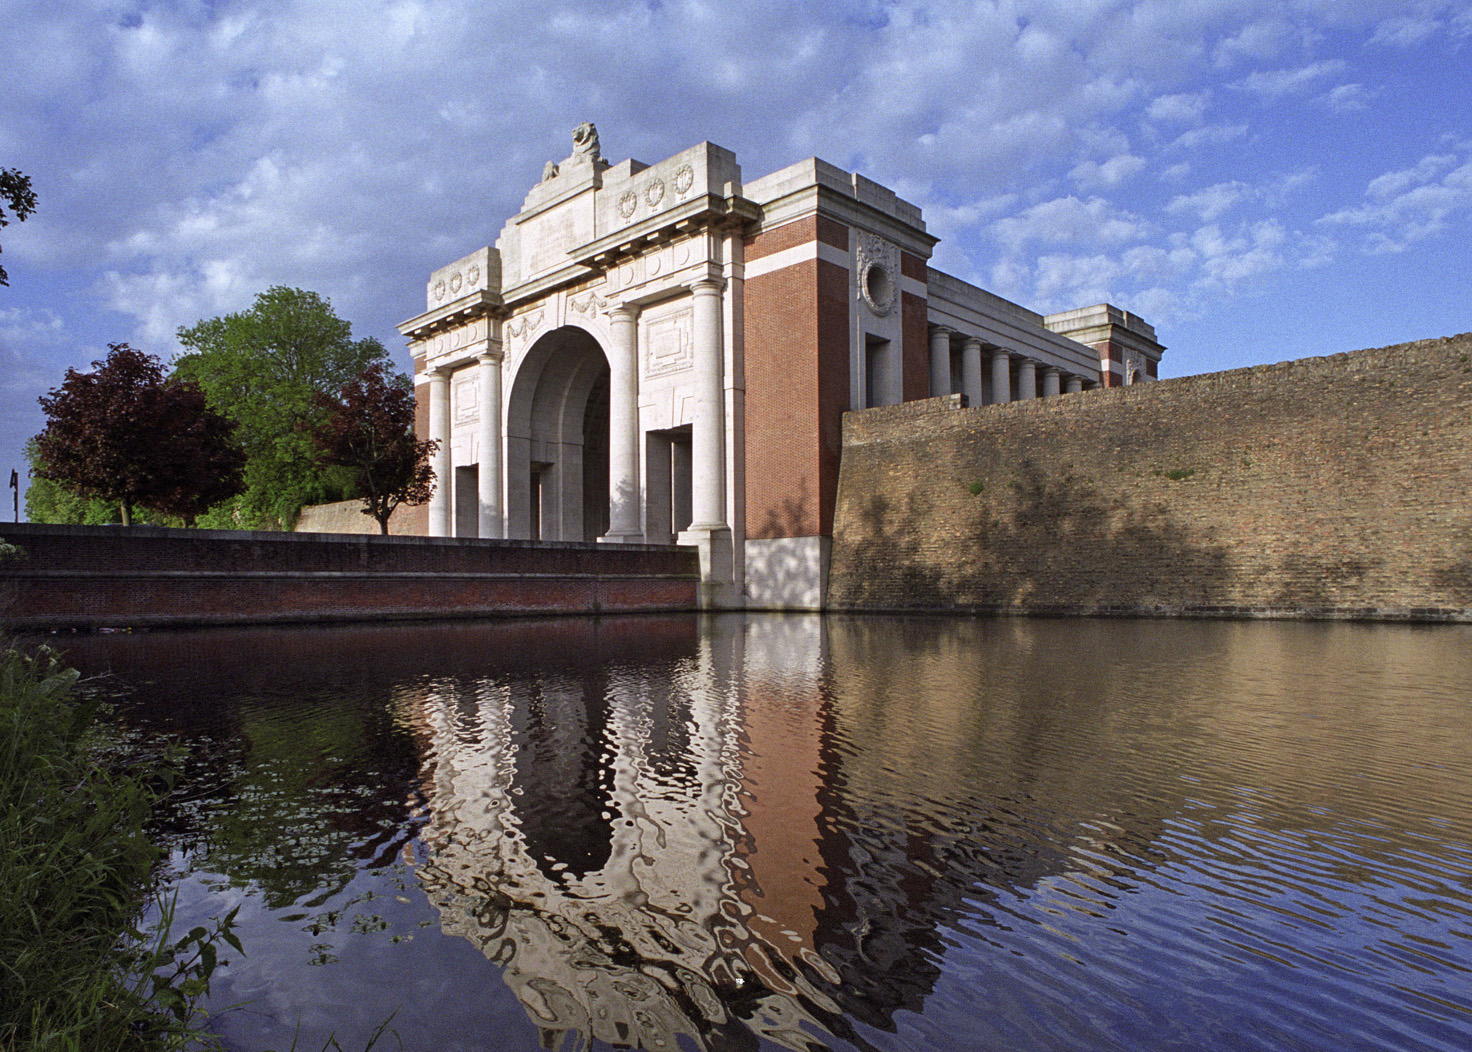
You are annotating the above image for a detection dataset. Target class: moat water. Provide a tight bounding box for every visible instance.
[51,614,1472,1052]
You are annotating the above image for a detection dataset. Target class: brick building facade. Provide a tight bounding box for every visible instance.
[398,124,1163,608]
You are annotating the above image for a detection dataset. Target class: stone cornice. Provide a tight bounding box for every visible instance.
[397,290,504,342]
[568,193,760,272]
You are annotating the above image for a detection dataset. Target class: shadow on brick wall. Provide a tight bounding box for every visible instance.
[835,460,1237,612]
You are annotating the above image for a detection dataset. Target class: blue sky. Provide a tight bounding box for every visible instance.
[3,0,1470,515]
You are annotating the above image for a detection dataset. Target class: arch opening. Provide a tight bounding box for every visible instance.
[506,326,611,542]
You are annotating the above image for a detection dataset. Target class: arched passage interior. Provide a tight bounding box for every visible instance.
[505,325,610,542]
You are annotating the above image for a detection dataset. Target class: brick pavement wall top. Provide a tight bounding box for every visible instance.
[828,333,1472,620]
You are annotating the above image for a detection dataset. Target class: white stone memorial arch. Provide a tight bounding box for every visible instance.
[399,123,1165,609]
[400,124,744,602]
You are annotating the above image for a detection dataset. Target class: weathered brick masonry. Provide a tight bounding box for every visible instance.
[0,525,699,630]
[829,334,1472,621]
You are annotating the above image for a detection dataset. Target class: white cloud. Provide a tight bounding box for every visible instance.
[1236,60,1348,100]
[1322,83,1373,111]
[1069,153,1148,190]
[1319,147,1472,252]
[991,196,1151,253]
[1369,15,1441,47]
[1167,123,1249,152]
[1167,181,1252,221]
[1212,16,1298,67]
[1146,92,1209,125]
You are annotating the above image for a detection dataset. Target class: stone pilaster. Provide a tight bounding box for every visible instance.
[678,277,734,603]
[604,304,643,543]
[476,349,504,539]
[962,337,984,408]
[989,348,1011,404]
[929,326,953,398]
[1018,358,1037,400]
[427,368,452,537]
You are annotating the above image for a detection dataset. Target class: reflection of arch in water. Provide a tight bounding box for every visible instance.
[505,324,610,541]
[509,674,615,882]
[413,654,843,1052]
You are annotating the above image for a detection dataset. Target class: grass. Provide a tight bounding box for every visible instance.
[0,644,236,1051]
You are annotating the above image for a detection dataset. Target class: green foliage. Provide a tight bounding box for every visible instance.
[175,287,391,530]
[0,645,237,1050]
[0,167,37,288]
[1163,467,1196,481]
[967,480,985,495]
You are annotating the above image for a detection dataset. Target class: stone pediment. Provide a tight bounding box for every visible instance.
[496,125,744,295]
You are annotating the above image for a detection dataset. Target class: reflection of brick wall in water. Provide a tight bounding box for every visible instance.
[829,333,1472,619]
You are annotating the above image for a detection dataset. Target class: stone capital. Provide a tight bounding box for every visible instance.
[688,276,726,297]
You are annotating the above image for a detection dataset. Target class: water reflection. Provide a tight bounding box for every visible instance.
[48,615,1472,1052]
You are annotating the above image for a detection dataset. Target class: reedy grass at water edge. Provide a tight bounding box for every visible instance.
[0,643,236,1052]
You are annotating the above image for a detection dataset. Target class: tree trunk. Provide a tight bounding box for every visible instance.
[120,500,132,527]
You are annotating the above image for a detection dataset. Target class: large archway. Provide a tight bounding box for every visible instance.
[505,326,610,542]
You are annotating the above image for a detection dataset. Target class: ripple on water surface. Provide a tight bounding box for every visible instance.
[47,615,1472,1052]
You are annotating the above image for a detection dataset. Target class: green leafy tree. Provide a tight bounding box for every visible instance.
[1,167,37,287]
[174,286,392,529]
[311,362,438,534]
[34,344,245,526]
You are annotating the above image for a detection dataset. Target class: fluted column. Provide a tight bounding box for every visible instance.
[989,348,1011,404]
[1041,367,1061,398]
[929,326,952,398]
[604,304,643,543]
[689,278,727,530]
[427,367,451,537]
[1065,375,1084,395]
[1018,359,1037,400]
[476,349,503,539]
[961,338,984,408]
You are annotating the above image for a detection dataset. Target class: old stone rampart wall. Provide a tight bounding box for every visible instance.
[829,334,1472,620]
[0,525,699,630]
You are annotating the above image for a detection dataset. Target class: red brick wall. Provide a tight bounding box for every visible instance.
[0,526,699,630]
[743,214,853,540]
[901,290,929,401]
[815,259,851,536]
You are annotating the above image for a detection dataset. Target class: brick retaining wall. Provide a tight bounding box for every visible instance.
[828,334,1472,621]
[0,525,699,630]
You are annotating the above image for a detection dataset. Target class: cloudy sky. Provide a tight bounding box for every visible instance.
[3,0,1470,514]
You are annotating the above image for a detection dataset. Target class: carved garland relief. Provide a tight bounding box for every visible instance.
[432,263,483,306]
[1123,348,1146,385]
[504,309,545,346]
[616,164,697,227]
[856,233,899,317]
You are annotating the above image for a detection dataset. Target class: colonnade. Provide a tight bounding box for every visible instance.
[928,325,1089,406]
[424,277,729,544]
